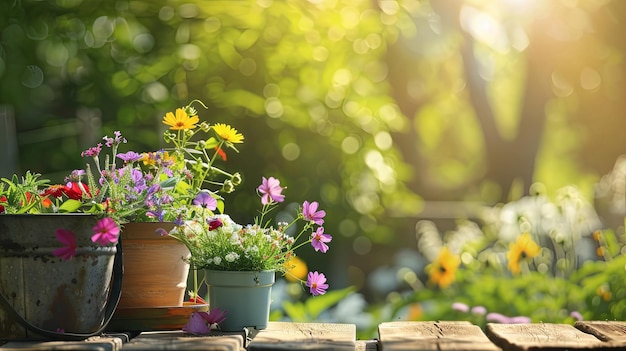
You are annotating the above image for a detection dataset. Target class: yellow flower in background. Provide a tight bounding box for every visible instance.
[506,232,540,275]
[284,256,308,282]
[163,108,199,130]
[213,123,244,144]
[428,247,460,289]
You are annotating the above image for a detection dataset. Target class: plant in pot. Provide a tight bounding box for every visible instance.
[0,171,123,340]
[76,101,243,310]
[169,176,332,332]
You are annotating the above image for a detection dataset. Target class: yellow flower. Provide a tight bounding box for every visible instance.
[162,108,199,130]
[212,123,244,144]
[284,256,308,282]
[428,247,460,289]
[506,232,540,275]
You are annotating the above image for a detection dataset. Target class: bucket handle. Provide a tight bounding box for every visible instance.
[0,237,123,341]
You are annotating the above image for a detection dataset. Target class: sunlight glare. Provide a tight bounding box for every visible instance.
[460,5,509,53]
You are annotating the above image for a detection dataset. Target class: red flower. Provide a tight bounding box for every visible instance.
[207,218,223,231]
[189,295,207,304]
[63,182,91,200]
[43,184,66,198]
[0,195,6,213]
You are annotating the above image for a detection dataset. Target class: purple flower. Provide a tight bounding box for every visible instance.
[451,302,469,313]
[302,201,325,225]
[156,227,170,236]
[471,306,487,315]
[182,312,211,335]
[486,312,510,324]
[91,217,120,246]
[508,316,532,324]
[146,209,165,222]
[201,308,227,325]
[257,177,285,205]
[570,311,583,321]
[486,312,531,324]
[306,271,328,295]
[182,309,227,335]
[81,143,102,158]
[104,131,126,147]
[117,151,143,162]
[53,228,77,260]
[174,214,184,226]
[310,227,332,253]
[193,191,217,210]
[65,169,86,183]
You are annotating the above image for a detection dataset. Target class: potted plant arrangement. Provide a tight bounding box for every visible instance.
[0,171,123,340]
[0,99,245,336]
[171,176,332,332]
[75,101,243,310]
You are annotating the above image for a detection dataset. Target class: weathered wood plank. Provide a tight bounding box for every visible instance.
[378,321,501,351]
[486,323,616,350]
[0,335,124,351]
[575,321,626,342]
[120,331,245,351]
[356,340,378,351]
[247,322,356,350]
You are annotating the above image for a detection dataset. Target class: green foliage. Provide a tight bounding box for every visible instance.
[0,172,50,213]
[282,286,356,322]
[384,185,626,327]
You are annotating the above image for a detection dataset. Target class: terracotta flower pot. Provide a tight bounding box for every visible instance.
[117,222,190,308]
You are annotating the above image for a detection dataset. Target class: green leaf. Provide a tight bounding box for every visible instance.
[160,176,179,189]
[304,286,356,320]
[282,300,307,322]
[58,199,82,213]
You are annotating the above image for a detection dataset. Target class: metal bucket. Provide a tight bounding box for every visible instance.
[0,214,118,340]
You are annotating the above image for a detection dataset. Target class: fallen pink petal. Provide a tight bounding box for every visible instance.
[182,312,211,335]
[52,228,77,260]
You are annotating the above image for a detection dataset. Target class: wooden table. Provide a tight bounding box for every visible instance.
[2,321,626,350]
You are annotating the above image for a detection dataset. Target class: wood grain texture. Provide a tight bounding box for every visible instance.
[575,321,626,343]
[247,322,356,350]
[0,335,124,351]
[486,323,615,350]
[120,331,245,351]
[378,321,501,351]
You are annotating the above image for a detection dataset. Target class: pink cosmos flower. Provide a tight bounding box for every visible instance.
[257,177,285,205]
[310,227,332,253]
[306,271,328,296]
[302,201,325,225]
[91,217,120,246]
[201,308,227,325]
[182,309,227,335]
[53,228,77,260]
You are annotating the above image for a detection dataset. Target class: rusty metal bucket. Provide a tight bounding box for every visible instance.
[0,214,122,340]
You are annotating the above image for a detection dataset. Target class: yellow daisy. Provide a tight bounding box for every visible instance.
[162,108,199,130]
[428,247,460,289]
[212,123,244,144]
[506,232,540,275]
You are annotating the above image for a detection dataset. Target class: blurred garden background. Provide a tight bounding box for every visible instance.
[2,0,626,339]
